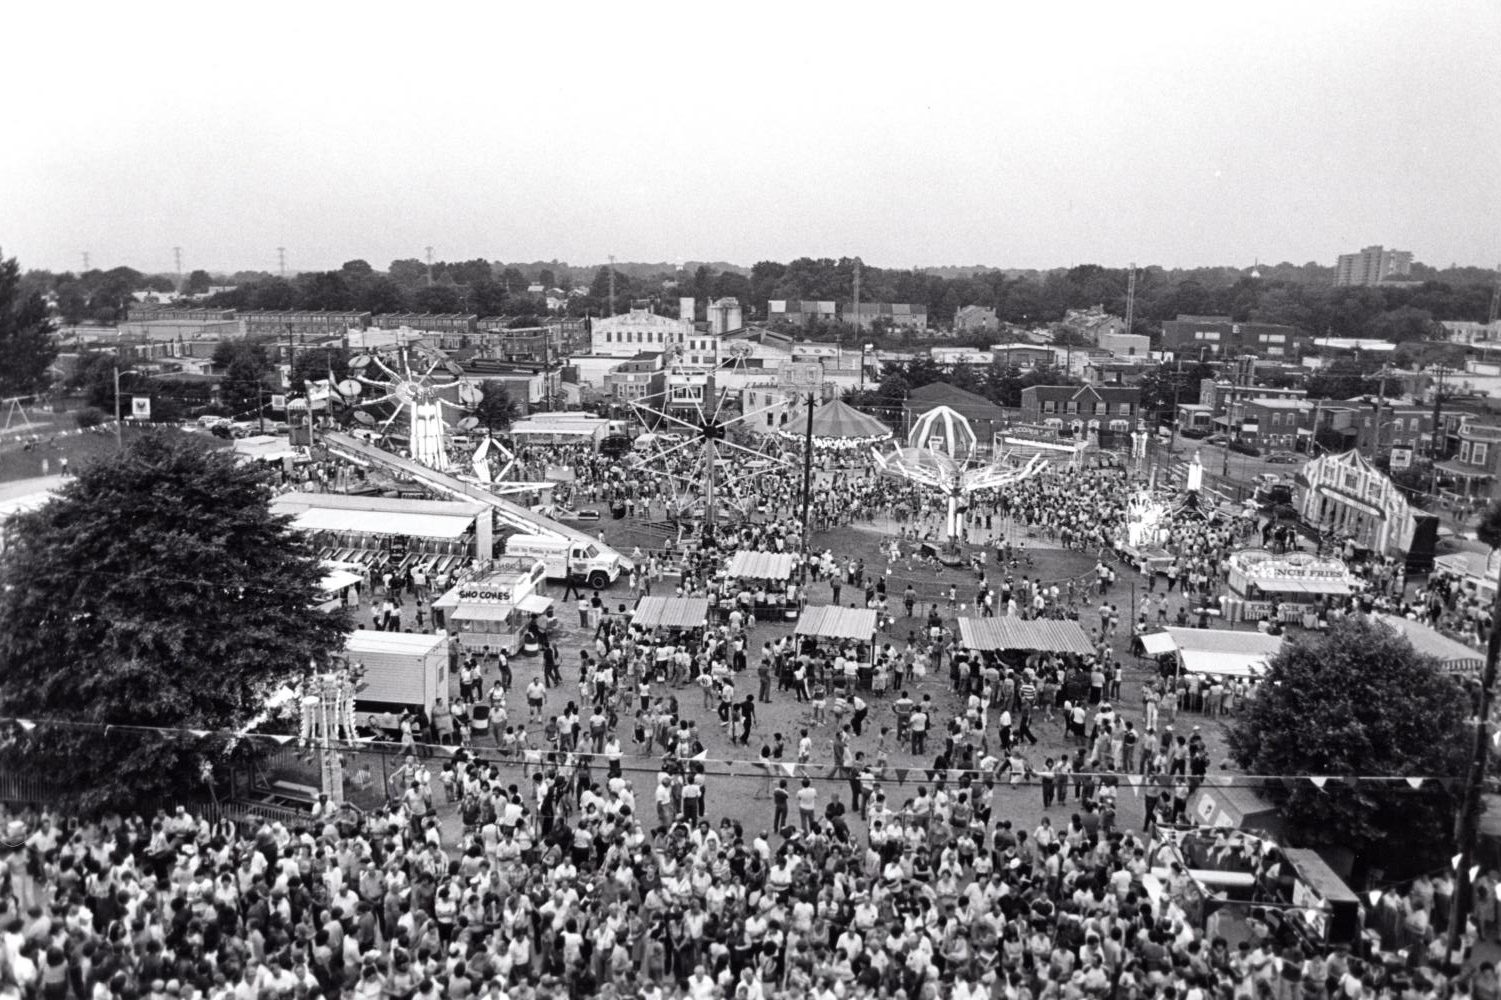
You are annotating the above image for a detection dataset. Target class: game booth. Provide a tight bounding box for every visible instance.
[722,551,801,621]
[955,616,1094,667]
[317,561,366,612]
[1223,549,1358,626]
[794,606,878,691]
[631,597,712,681]
[271,492,490,581]
[433,557,552,656]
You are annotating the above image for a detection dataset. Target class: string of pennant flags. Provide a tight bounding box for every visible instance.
[0,715,1474,794]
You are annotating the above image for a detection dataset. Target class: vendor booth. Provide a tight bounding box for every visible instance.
[1433,548,1500,602]
[956,617,1093,657]
[434,557,552,654]
[631,596,711,630]
[723,551,800,620]
[1140,627,1284,679]
[317,561,365,612]
[233,435,306,468]
[1224,549,1357,625]
[1189,783,1284,835]
[1372,613,1484,675]
[795,606,878,690]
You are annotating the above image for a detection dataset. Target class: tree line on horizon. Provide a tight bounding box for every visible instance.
[15,254,1498,344]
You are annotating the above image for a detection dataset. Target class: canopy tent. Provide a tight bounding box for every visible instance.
[1372,613,1484,674]
[1161,627,1284,678]
[631,596,711,630]
[957,617,1093,655]
[807,399,891,440]
[726,551,798,581]
[795,606,878,641]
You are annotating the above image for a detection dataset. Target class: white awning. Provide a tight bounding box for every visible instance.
[1139,631,1176,655]
[291,507,475,539]
[1179,649,1269,678]
[517,594,552,614]
[320,569,363,594]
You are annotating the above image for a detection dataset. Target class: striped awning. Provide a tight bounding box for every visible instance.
[795,606,878,641]
[726,551,798,581]
[957,617,1094,654]
[632,597,710,630]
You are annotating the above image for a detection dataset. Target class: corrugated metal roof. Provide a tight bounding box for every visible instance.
[726,551,798,581]
[795,606,878,641]
[956,617,1094,654]
[632,597,710,629]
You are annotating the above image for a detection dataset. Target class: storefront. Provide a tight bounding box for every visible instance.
[1224,549,1356,625]
[434,557,552,654]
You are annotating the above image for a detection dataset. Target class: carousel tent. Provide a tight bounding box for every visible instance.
[795,606,878,641]
[957,617,1093,655]
[1372,613,1484,674]
[808,399,891,440]
[726,551,798,580]
[631,596,711,629]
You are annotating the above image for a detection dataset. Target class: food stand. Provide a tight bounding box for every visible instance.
[1224,549,1356,626]
[317,561,365,612]
[434,557,552,655]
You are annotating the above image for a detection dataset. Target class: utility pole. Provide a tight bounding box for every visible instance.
[852,258,862,335]
[81,251,90,273]
[173,246,183,293]
[113,364,122,449]
[425,247,435,286]
[277,247,287,278]
[798,390,816,593]
[607,255,616,317]
[1488,264,1500,325]
[1430,366,1450,498]
[1124,262,1137,337]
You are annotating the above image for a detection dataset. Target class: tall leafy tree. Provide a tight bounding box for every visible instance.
[474,381,517,431]
[1227,616,1469,874]
[0,432,351,811]
[0,251,58,395]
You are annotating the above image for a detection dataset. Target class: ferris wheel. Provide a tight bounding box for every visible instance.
[628,341,796,534]
[335,345,482,472]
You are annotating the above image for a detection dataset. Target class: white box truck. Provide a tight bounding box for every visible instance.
[344,630,451,736]
[505,533,621,590]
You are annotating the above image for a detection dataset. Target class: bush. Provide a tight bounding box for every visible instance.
[74,407,105,429]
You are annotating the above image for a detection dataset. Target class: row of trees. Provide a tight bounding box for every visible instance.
[22,255,1496,347]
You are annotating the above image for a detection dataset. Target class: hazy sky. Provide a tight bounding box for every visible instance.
[3,1,1497,276]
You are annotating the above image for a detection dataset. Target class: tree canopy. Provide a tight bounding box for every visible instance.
[0,251,59,396]
[474,381,517,431]
[0,432,352,811]
[1227,615,1470,873]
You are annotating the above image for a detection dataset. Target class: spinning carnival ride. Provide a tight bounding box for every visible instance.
[872,405,1046,548]
[628,344,796,536]
[337,346,486,474]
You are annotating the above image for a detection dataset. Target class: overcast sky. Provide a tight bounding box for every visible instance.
[2,1,1497,276]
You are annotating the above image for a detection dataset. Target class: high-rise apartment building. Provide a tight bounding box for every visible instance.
[1334,245,1413,286]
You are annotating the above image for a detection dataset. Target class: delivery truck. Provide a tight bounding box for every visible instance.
[504,533,621,590]
[343,630,451,737]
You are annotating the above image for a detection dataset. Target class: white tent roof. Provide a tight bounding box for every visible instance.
[1161,627,1285,678]
[290,507,475,538]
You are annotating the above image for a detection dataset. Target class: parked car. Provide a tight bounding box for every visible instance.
[558,507,601,522]
[1206,433,1228,445]
[1254,472,1282,487]
[1265,451,1300,464]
